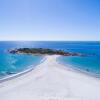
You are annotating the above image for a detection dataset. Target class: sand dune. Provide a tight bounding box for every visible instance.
[0,55,100,100]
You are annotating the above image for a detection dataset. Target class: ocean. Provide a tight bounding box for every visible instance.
[0,41,100,78]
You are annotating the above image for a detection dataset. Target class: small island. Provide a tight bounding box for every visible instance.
[8,48,83,56]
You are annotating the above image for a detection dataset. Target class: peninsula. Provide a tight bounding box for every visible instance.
[0,55,100,100]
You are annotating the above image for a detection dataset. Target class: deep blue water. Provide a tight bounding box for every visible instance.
[0,41,100,78]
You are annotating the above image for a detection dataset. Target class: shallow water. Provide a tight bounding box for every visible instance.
[58,56,100,75]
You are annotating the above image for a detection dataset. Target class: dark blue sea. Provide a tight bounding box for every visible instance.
[0,41,100,78]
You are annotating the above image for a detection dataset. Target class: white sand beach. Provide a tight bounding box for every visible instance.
[0,55,100,100]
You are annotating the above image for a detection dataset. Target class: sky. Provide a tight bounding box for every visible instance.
[0,0,100,41]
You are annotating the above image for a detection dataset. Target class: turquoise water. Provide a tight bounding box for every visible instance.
[59,56,100,75]
[0,42,43,79]
[0,54,43,78]
[0,41,100,78]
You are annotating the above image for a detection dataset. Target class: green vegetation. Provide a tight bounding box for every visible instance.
[8,48,83,56]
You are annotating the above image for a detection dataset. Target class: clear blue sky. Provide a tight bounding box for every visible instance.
[0,0,100,41]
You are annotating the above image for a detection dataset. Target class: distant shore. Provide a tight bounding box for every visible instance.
[0,55,100,100]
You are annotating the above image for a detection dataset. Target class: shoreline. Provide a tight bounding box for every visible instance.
[0,55,100,100]
[0,55,46,83]
[57,56,100,79]
[0,55,99,83]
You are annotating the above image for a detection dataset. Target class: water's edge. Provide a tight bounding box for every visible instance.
[0,56,46,83]
[57,56,100,79]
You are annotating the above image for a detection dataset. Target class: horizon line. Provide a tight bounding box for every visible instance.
[0,40,100,42]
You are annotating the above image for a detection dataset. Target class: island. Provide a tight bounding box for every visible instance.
[8,48,83,56]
